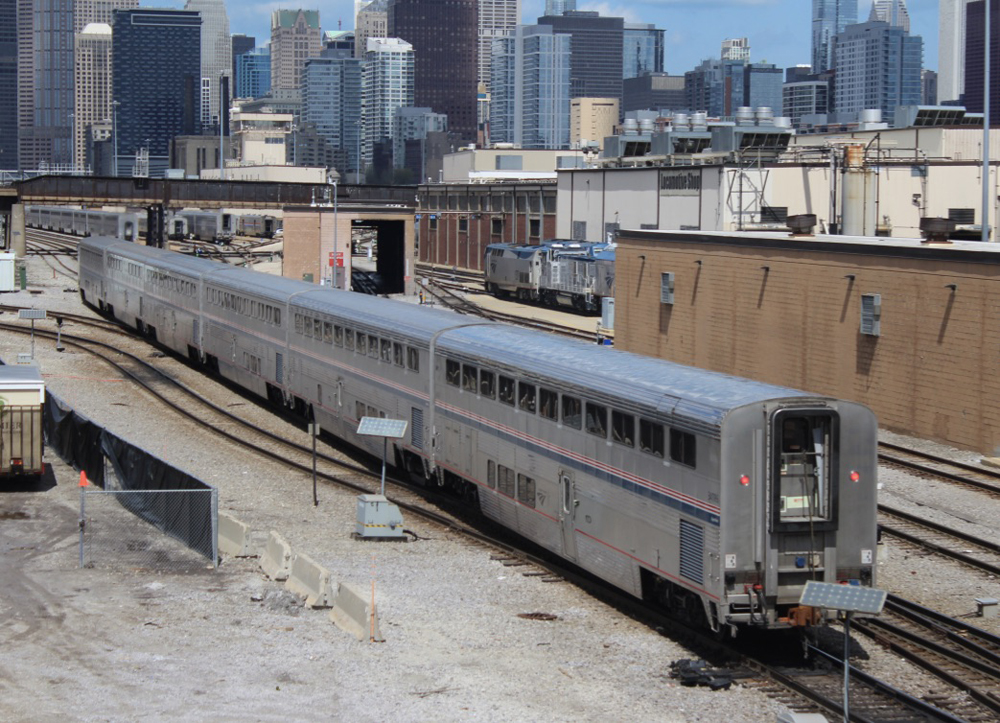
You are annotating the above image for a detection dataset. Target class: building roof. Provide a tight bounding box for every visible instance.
[273,9,320,29]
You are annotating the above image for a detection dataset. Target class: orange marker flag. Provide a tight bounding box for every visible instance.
[79,470,88,487]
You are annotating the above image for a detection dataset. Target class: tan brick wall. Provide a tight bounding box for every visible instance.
[616,232,1000,454]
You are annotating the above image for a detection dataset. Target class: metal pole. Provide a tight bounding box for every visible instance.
[843,611,852,723]
[311,423,318,506]
[79,484,85,568]
[333,180,339,288]
[985,0,992,242]
[380,437,387,496]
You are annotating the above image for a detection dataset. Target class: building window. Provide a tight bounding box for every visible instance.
[491,218,504,235]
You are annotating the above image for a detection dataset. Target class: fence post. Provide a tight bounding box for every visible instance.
[211,488,219,568]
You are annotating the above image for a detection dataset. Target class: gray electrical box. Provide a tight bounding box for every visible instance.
[355,494,406,540]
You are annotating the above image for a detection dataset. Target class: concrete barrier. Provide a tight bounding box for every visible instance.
[284,552,333,608]
[218,512,254,557]
[260,531,292,581]
[329,581,383,642]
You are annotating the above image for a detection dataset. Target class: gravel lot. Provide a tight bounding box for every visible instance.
[2,248,997,721]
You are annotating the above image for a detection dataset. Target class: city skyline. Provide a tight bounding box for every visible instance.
[160,0,940,75]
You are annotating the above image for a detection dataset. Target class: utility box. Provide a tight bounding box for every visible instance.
[976,597,998,618]
[0,253,15,292]
[355,494,406,540]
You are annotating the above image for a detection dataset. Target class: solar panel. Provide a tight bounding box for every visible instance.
[356,417,408,439]
[799,581,887,615]
[18,309,47,320]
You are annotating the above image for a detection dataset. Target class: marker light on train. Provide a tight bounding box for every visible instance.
[739,474,750,487]
[850,470,861,483]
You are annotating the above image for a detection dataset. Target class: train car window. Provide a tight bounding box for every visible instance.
[586,403,608,438]
[498,465,515,497]
[294,313,304,335]
[368,336,379,358]
[639,419,665,458]
[670,429,697,468]
[487,460,496,489]
[323,322,333,344]
[446,360,461,386]
[407,346,419,371]
[612,411,635,448]
[313,319,322,339]
[539,388,558,420]
[480,370,496,398]
[356,332,366,353]
[345,329,355,351]
[334,325,344,346]
[356,401,366,420]
[518,382,536,413]
[380,339,392,362]
[462,364,477,392]
[561,395,582,429]
[517,474,536,508]
[393,342,404,366]
[498,376,515,406]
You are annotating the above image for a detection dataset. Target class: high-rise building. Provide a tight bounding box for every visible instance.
[355,0,387,59]
[544,0,574,15]
[571,98,618,150]
[232,34,255,97]
[17,0,75,170]
[622,73,685,113]
[0,0,16,169]
[490,25,571,149]
[112,8,202,177]
[721,38,750,62]
[834,20,922,122]
[270,9,322,98]
[388,0,479,141]
[478,0,520,90]
[940,0,973,104]
[75,0,139,30]
[783,79,830,128]
[393,106,447,180]
[302,51,362,178]
[363,37,414,172]
[812,0,857,73]
[964,0,1000,117]
[868,0,910,31]
[921,69,938,105]
[539,12,623,101]
[73,24,113,171]
[237,46,272,99]
[185,0,232,129]
[623,23,664,79]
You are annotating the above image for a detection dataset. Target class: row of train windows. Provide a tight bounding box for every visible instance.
[106,256,141,278]
[81,247,103,267]
[447,359,697,468]
[146,269,196,297]
[294,313,420,372]
[208,287,281,326]
[487,460,536,508]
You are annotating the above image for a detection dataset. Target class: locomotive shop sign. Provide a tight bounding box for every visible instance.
[659,169,702,197]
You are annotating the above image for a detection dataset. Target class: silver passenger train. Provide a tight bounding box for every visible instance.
[78,236,878,636]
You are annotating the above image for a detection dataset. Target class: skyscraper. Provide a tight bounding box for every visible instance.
[812,0,857,73]
[303,52,362,178]
[388,0,478,141]
[478,0,520,90]
[362,37,414,171]
[73,24,113,171]
[939,0,973,103]
[237,46,271,99]
[868,0,910,31]
[964,0,1000,117]
[270,9,323,98]
[623,23,664,79]
[834,20,922,121]
[185,0,231,128]
[232,34,255,97]
[539,12,624,101]
[112,8,202,177]
[75,0,139,30]
[355,0,387,59]
[0,0,16,169]
[490,25,571,149]
[544,0,574,15]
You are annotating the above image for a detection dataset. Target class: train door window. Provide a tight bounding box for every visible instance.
[393,342,404,366]
[345,329,355,351]
[775,414,833,523]
[323,322,333,344]
[368,336,379,358]
[334,325,344,346]
[407,346,419,371]
[462,364,477,392]
[518,382,536,413]
[670,429,697,468]
[446,360,461,387]
[640,419,664,458]
[487,460,496,488]
[612,411,635,448]
[498,375,515,406]
[539,388,558,421]
[586,403,607,438]
[561,395,582,429]
[480,370,495,399]
[380,339,392,362]
[517,474,536,508]
[356,332,366,353]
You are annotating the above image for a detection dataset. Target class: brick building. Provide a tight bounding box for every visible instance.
[614,229,1000,455]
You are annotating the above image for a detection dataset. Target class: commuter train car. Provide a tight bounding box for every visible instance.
[78,236,879,636]
[27,205,141,241]
[484,241,615,313]
[168,210,234,243]
[0,364,46,481]
[236,214,281,239]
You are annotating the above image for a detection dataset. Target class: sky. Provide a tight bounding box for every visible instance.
[161,0,942,75]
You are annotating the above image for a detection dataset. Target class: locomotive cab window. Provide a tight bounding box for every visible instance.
[446,360,461,386]
[774,412,835,524]
[480,370,496,399]
[670,429,696,468]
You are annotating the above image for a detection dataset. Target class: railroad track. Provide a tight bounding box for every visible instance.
[25,228,80,280]
[878,504,1000,577]
[879,441,1000,497]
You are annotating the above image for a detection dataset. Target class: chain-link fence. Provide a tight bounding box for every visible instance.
[80,487,218,572]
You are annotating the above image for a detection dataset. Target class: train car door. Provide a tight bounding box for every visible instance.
[559,470,578,562]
